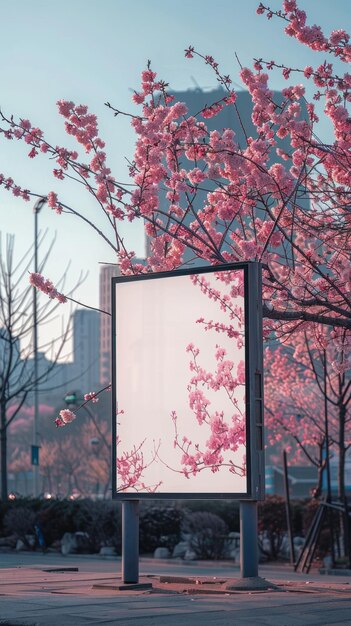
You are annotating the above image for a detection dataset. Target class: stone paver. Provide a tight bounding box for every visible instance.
[1,554,351,625]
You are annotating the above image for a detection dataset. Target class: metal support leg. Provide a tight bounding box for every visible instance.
[122,500,139,584]
[240,500,258,578]
[226,501,275,591]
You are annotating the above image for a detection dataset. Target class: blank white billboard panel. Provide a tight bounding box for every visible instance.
[112,264,264,499]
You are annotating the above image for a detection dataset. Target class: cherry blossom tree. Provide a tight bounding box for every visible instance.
[0,1,350,491]
[265,327,351,499]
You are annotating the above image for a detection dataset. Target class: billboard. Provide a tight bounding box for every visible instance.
[112,262,264,500]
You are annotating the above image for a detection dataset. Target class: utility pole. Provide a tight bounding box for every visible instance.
[32,197,47,497]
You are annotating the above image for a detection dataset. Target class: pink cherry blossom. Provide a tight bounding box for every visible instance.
[58,409,76,425]
[29,272,67,303]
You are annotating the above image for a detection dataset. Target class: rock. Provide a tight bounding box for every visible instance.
[153,547,170,559]
[15,535,35,551]
[27,534,36,547]
[184,548,197,561]
[224,532,240,558]
[172,541,189,559]
[99,546,116,556]
[61,533,76,556]
[61,531,90,555]
[323,555,333,569]
[232,546,240,565]
[75,532,90,553]
[257,535,270,562]
[280,536,290,559]
[293,536,305,547]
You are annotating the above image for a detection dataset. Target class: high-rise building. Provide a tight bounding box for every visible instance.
[99,257,148,385]
[72,309,100,393]
[99,265,121,385]
[23,352,74,404]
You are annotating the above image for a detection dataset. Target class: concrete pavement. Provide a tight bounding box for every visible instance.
[1,552,351,625]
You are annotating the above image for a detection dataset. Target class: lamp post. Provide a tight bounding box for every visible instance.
[90,437,101,497]
[323,349,332,502]
[32,197,47,497]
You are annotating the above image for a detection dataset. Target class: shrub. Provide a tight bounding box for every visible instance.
[258,495,287,560]
[0,497,40,537]
[74,500,122,553]
[139,506,183,554]
[36,499,80,547]
[3,507,36,548]
[182,500,239,532]
[181,511,228,560]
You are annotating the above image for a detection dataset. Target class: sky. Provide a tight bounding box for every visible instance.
[0,0,349,358]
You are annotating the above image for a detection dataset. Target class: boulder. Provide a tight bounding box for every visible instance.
[294,536,305,547]
[15,535,35,551]
[224,532,240,558]
[323,555,333,569]
[61,531,90,555]
[184,548,197,561]
[61,532,76,556]
[153,547,170,559]
[99,546,116,556]
[75,532,90,553]
[232,546,240,565]
[172,541,189,559]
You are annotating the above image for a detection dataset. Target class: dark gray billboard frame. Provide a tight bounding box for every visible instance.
[111,261,264,584]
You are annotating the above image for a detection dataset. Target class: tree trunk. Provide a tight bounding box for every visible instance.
[0,402,8,500]
[337,402,347,556]
[314,462,325,499]
[338,404,346,501]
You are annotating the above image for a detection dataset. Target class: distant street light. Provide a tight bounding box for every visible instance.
[32,196,47,497]
[90,437,101,497]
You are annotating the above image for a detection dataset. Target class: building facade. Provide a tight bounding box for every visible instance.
[99,265,121,385]
[72,308,100,393]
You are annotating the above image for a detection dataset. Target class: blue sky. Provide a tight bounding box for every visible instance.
[0,0,349,355]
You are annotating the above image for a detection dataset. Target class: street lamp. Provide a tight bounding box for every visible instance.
[32,196,47,497]
[90,437,100,449]
[90,437,101,497]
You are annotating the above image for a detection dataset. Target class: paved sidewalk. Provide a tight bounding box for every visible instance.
[1,554,351,625]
